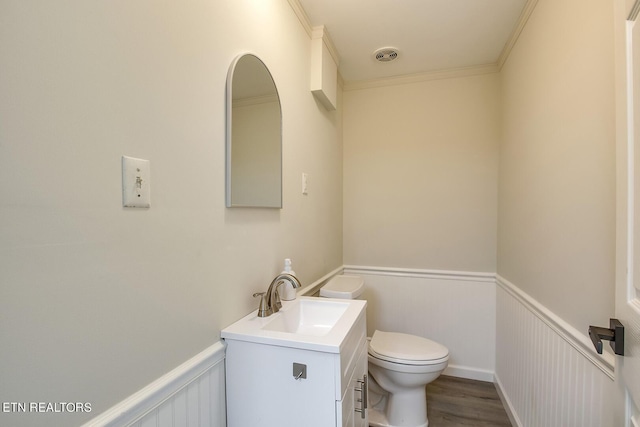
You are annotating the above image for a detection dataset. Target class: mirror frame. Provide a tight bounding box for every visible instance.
[225,53,283,208]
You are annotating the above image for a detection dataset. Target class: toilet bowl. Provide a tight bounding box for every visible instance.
[320,275,449,427]
[368,330,449,427]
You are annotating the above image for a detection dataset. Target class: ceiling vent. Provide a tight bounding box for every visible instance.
[374,48,399,62]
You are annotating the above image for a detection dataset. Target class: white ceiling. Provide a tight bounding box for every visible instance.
[297,0,529,82]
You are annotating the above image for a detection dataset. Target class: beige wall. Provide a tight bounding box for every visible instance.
[0,0,620,424]
[0,1,342,425]
[343,74,500,272]
[498,0,616,331]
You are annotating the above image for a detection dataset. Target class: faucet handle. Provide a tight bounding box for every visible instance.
[253,292,271,317]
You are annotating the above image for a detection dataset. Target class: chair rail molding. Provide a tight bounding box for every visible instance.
[496,274,614,378]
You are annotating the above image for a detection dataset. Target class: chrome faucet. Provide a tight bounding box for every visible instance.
[254,273,302,317]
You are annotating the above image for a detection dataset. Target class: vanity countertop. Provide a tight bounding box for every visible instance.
[221,297,367,353]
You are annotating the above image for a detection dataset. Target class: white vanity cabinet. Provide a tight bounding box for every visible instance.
[224,306,367,427]
[337,338,368,427]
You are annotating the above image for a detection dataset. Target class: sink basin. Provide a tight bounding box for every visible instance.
[261,299,349,336]
[221,296,367,353]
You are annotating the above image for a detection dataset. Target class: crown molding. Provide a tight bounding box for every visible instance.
[286,0,345,83]
[497,0,540,69]
[312,25,341,66]
[343,63,499,91]
[286,0,313,37]
[289,0,537,90]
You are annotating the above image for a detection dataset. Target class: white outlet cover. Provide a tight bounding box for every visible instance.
[122,156,150,208]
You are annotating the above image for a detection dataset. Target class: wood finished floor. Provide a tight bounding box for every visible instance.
[424,376,513,427]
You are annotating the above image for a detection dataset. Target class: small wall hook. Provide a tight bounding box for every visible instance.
[292,363,306,380]
[588,318,624,356]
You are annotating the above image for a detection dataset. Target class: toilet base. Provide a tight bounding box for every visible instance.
[367,376,430,427]
[368,407,428,427]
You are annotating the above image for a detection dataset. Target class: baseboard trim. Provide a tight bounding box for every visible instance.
[494,373,524,427]
[444,365,494,382]
[343,265,496,283]
[496,275,615,379]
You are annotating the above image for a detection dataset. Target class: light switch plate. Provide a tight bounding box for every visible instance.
[122,156,150,208]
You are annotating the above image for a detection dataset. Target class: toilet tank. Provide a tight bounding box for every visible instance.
[319,275,364,299]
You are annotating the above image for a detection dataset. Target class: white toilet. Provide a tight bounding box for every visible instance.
[320,275,449,427]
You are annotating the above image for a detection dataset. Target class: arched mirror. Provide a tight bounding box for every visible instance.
[226,53,282,208]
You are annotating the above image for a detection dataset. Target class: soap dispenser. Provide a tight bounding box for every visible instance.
[280,258,297,301]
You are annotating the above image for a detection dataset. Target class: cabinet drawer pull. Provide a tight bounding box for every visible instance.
[354,374,368,419]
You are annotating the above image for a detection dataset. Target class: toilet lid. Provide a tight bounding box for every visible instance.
[369,330,449,364]
[319,275,364,299]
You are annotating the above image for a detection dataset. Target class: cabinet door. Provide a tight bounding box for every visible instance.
[352,342,368,427]
[226,340,337,427]
[339,341,368,427]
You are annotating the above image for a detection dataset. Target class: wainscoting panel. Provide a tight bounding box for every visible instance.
[344,266,497,381]
[82,342,226,427]
[495,277,615,427]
